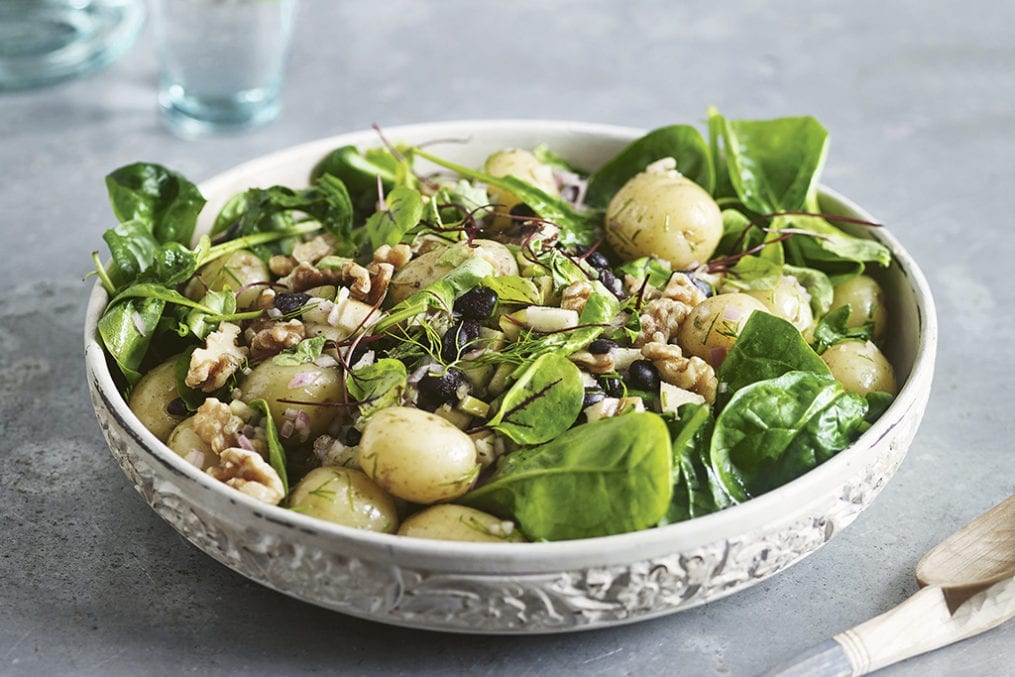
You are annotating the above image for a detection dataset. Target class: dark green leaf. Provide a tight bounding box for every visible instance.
[97,296,166,384]
[105,162,205,245]
[247,399,289,495]
[586,124,714,207]
[461,412,673,540]
[364,186,423,250]
[272,336,328,366]
[489,353,584,445]
[810,305,874,354]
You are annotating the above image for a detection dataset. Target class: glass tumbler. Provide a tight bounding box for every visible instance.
[0,0,146,90]
[152,0,297,135]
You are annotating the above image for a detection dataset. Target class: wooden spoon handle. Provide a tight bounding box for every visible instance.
[765,577,1015,676]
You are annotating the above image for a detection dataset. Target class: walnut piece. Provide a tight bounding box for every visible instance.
[248,319,306,361]
[561,280,594,313]
[633,273,708,346]
[193,398,244,452]
[372,243,413,270]
[568,350,615,374]
[185,322,248,392]
[277,261,345,293]
[641,341,718,403]
[291,234,338,264]
[207,447,285,505]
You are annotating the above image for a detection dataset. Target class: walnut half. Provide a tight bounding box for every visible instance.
[641,341,718,404]
[207,447,285,505]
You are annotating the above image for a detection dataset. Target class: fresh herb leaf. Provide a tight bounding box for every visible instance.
[488,352,584,445]
[460,412,673,540]
[272,336,328,366]
[364,186,423,250]
[810,305,874,354]
[346,358,407,419]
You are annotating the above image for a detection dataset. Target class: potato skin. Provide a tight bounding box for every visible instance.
[821,339,897,396]
[386,239,518,305]
[677,293,769,366]
[605,165,722,269]
[745,276,814,333]
[129,355,186,442]
[359,407,479,504]
[289,466,399,533]
[238,361,344,440]
[185,249,269,310]
[484,149,558,226]
[398,504,525,542]
[166,417,218,470]
[830,274,888,339]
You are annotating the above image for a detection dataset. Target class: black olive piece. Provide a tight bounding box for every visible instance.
[626,360,661,392]
[598,267,621,293]
[509,203,538,220]
[166,398,189,417]
[588,338,617,355]
[344,427,362,446]
[454,286,498,320]
[582,387,606,409]
[440,319,482,363]
[584,250,611,271]
[687,273,713,297]
[274,292,312,315]
[599,375,624,398]
[347,340,371,367]
[417,367,466,410]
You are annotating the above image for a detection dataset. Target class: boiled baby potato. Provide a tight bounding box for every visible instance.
[359,407,479,504]
[821,339,897,396]
[745,275,814,333]
[129,354,186,442]
[386,239,518,305]
[238,361,344,441]
[484,148,559,227]
[398,504,526,542]
[166,417,218,470]
[289,466,399,533]
[605,159,722,269]
[185,249,269,310]
[677,293,769,366]
[830,274,888,339]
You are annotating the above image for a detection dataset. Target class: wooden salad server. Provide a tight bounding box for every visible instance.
[766,494,1015,676]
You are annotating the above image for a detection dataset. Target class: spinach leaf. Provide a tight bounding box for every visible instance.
[810,305,874,354]
[532,143,585,174]
[784,264,833,318]
[101,219,160,288]
[247,398,289,495]
[184,289,236,341]
[311,144,399,200]
[717,311,828,405]
[664,404,726,523]
[374,257,495,333]
[414,148,601,245]
[481,275,542,305]
[711,371,867,502]
[615,256,673,289]
[364,186,423,250]
[585,124,714,207]
[780,213,891,280]
[488,353,584,445]
[711,111,829,214]
[97,296,166,385]
[173,348,206,412]
[461,412,673,540]
[272,336,328,366]
[864,391,895,422]
[345,358,407,419]
[105,162,205,246]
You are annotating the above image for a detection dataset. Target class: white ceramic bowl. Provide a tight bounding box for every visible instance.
[84,120,937,634]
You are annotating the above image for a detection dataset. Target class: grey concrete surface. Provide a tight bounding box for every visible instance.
[1,1,1012,674]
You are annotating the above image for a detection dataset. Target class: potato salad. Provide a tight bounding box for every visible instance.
[92,110,898,542]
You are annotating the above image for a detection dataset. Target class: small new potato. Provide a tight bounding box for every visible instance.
[167,417,218,470]
[745,276,814,333]
[239,361,344,441]
[483,148,558,227]
[387,239,518,305]
[289,467,399,533]
[359,407,480,504]
[677,293,769,366]
[185,249,269,310]
[398,505,526,543]
[830,274,888,339]
[605,161,722,269]
[128,354,186,442]
[821,339,897,396]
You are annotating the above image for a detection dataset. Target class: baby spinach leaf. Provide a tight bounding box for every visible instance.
[532,143,585,174]
[375,257,495,332]
[864,391,895,422]
[615,256,673,289]
[780,213,891,279]
[784,264,833,318]
[717,311,828,405]
[101,219,160,288]
[585,124,714,207]
[481,275,542,305]
[810,305,874,354]
[173,348,206,412]
[461,412,673,540]
[364,186,423,250]
[272,336,328,366]
[311,144,399,200]
[247,398,289,495]
[346,358,407,419]
[711,371,867,502]
[105,162,205,246]
[488,352,584,445]
[712,112,829,214]
[98,296,166,385]
[185,289,236,341]
[664,404,724,523]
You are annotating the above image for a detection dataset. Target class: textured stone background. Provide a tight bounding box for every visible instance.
[1,1,1011,674]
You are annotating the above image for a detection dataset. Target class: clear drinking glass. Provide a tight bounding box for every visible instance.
[152,0,297,136]
[0,0,146,90]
